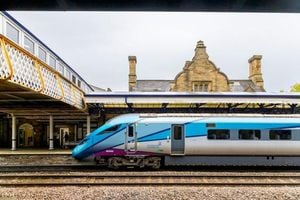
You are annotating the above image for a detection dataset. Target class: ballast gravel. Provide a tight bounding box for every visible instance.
[0,186,300,200]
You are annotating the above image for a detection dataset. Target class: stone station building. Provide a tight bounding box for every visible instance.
[128,41,265,93]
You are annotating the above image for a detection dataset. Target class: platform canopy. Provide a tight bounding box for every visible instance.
[86,92,300,115]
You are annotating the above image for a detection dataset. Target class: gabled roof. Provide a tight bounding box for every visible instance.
[229,80,265,92]
[134,80,172,92]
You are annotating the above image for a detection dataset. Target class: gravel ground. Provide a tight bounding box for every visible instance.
[0,186,300,200]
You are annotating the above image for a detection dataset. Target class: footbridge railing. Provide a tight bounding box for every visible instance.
[0,34,86,110]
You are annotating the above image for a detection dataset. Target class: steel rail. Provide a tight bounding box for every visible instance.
[1,173,300,186]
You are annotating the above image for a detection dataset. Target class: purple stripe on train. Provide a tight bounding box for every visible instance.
[94,148,162,157]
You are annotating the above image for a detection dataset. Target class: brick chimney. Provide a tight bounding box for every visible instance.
[248,55,264,89]
[128,56,137,91]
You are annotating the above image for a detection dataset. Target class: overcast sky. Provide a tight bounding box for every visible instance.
[8,11,300,92]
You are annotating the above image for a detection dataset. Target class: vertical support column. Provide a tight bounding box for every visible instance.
[74,124,77,142]
[49,115,54,150]
[87,115,91,135]
[11,114,16,151]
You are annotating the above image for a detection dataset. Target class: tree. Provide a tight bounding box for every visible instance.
[290,83,300,92]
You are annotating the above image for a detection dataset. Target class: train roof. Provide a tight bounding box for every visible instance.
[137,113,300,124]
[103,113,300,125]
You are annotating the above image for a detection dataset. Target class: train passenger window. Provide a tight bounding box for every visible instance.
[269,130,291,140]
[24,36,34,54]
[239,130,261,140]
[207,129,230,139]
[49,56,56,69]
[38,47,46,62]
[6,22,19,44]
[206,123,216,128]
[128,125,134,137]
[173,125,182,140]
[77,80,81,88]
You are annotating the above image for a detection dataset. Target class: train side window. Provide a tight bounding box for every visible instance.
[207,129,230,140]
[239,130,261,140]
[128,125,134,137]
[173,126,182,140]
[269,130,291,140]
[206,123,216,128]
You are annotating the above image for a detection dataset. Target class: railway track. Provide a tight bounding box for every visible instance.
[1,172,300,186]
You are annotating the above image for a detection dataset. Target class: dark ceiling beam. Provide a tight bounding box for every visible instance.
[2,0,300,12]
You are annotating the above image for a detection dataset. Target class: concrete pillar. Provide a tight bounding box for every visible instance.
[49,115,54,150]
[87,115,91,135]
[11,115,16,151]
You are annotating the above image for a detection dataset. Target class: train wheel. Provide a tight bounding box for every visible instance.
[108,157,123,169]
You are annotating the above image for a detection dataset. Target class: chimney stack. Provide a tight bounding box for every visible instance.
[128,56,137,91]
[248,55,264,89]
[193,40,209,60]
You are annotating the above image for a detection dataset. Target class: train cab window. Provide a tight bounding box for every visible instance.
[38,47,46,62]
[97,125,120,135]
[104,125,120,132]
[6,22,19,44]
[207,129,230,139]
[128,125,134,137]
[79,137,88,145]
[24,36,34,54]
[269,130,291,140]
[173,125,183,140]
[239,130,261,140]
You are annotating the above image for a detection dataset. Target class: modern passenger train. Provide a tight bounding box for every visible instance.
[72,113,300,169]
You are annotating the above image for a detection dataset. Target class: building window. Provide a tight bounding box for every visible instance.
[24,36,34,54]
[269,130,291,140]
[193,82,210,92]
[239,130,261,140]
[49,56,56,69]
[58,63,64,75]
[38,47,46,62]
[65,69,71,80]
[77,80,81,88]
[6,22,19,44]
[207,129,230,139]
[72,75,76,84]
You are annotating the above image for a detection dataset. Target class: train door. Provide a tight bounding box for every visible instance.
[125,124,137,152]
[171,124,185,155]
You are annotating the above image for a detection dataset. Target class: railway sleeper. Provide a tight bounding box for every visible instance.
[100,156,161,169]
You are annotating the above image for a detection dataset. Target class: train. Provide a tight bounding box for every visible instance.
[72,113,300,169]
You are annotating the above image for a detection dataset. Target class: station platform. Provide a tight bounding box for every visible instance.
[0,149,88,167]
[0,148,71,155]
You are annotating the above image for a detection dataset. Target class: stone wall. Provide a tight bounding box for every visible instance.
[171,41,229,92]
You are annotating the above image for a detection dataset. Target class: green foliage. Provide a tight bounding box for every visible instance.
[291,83,300,92]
